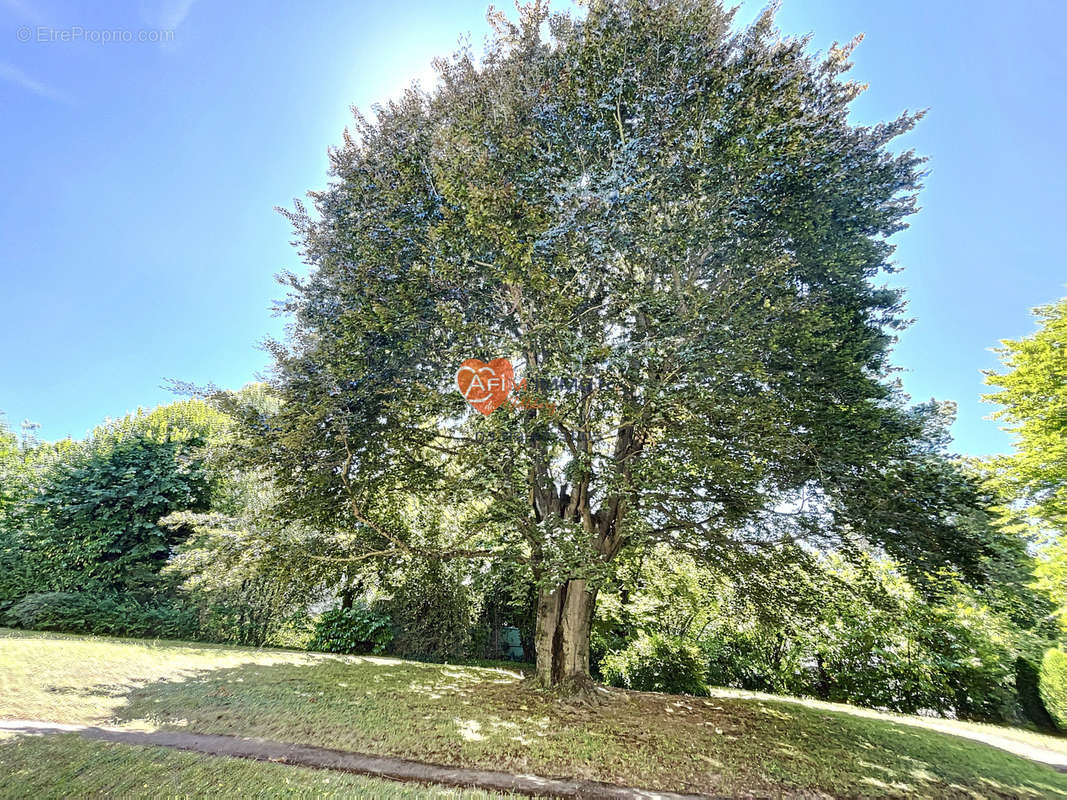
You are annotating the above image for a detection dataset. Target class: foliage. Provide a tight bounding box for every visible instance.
[12,401,225,599]
[1041,648,1067,731]
[0,416,66,607]
[152,387,340,647]
[383,556,475,662]
[599,545,717,639]
[162,506,338,647]
[3,591,197,639]
[0,527,36,612]
[773,557,1024,719]
[470,558,537,661]
[600,632,708,695]
[1034,536,1067,634]
[308,605,394,655]
[230,0,1005,688]
[1016,656,1057,731]
[597,544,1039,720]
[0,415,34,521]
[984,296,1067,532]
[984,297,1067,638]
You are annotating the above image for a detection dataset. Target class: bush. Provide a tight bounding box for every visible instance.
[601,633,709,695]
[702,629,804,695]
[589,627,616,678]
[1016,656,1057,730]
[23,409,218,596]
[163,510,333,648]
[308,605,393,655]
[470,559,536,662]
[385,559,473,662]
[3,592,198,639]
[0,532,35,612]
[1040,648,1067,730]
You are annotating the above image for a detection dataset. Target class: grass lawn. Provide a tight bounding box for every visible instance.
[0,733,516,799]
[3,628,1067,798]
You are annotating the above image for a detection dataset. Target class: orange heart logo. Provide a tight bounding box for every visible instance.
[456,358,515,415]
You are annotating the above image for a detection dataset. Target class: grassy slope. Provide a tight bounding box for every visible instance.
[2,628,1067,798]
[0,733,515,799]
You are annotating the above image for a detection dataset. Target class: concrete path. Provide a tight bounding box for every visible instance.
[895,717,1067,773]
[0,720,712,800]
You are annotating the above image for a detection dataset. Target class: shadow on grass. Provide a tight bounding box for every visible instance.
[90,658,1067,799]
[741,695,1067,799]
[109,658,527,756]
[44,683,135,698]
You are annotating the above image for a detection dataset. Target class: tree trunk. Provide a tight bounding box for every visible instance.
[534,578,597,692]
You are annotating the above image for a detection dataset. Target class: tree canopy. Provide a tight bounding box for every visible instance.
[985,296,1067,532]
[0,401,225,600]
[227,0,1014,690]
[986,296,1067,633]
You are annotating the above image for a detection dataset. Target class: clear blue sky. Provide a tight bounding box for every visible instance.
[0,0,1064,455]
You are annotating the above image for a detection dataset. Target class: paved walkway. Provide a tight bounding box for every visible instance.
[0,720,711,800]
[894,717,1067,773]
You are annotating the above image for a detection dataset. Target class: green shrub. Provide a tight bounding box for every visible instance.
[3,592,198,639]
[1040,648,1067,730]
[1016,656,1057,730]
[384,559,473,662]
[308,605,393,655]
[589,627,616,678]
[0,532,35,611]
[702,629,803,695]
[601,633,709,695]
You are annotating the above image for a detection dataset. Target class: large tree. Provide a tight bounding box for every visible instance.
[985,296,1067,533]
[985,296,1067,629]
[247,0,994,692]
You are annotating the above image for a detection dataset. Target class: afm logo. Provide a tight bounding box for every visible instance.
[455,358,515,415]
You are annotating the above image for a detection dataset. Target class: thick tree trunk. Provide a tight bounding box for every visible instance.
[533,578,596,691]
